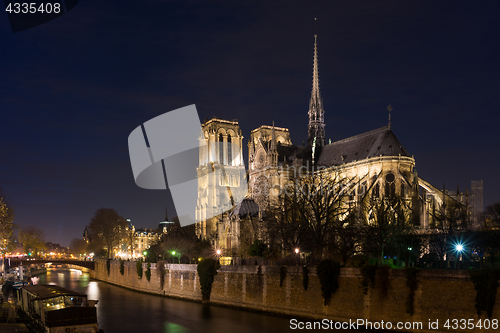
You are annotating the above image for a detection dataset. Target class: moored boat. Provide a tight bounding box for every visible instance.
[18,284,101,333]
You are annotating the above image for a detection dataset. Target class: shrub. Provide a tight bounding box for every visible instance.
[470,269,500,318]
[106,259,111,276]
[249,239,267,258]
[360,264,377,295]
[379,265,390,298]
[405,267,419,315]
[345,255,369,268]
[197,259,220,302]
[279,266,287,287]
[145,262,151,281]
[157,260,167,289]
[119,260,124,275]
[316,259,341,306]
[136,260,143,279]
[302,266,309,291]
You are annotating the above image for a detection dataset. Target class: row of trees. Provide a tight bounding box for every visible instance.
[83,208,212,261]
[81,175,500,268]
[146,224,212,263]
[249,171,500,268]
[257,172,417,264]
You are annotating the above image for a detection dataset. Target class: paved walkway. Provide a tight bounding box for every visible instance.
[1,293,28,330]
[0,323,30,333]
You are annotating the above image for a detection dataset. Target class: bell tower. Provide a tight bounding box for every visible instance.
[195,118,245,242]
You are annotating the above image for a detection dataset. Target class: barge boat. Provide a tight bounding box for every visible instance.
[18,284,101,333]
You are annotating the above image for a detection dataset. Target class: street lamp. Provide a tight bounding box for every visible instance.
[171,251,180,263]
[294,248,300,265]
[454,243,465,269]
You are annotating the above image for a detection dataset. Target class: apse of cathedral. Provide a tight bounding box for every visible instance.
[195,34,483,256]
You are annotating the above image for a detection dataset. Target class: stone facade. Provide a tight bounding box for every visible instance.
[195,118,246,251]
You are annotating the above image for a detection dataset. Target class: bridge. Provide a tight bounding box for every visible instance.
[7,258,95,270]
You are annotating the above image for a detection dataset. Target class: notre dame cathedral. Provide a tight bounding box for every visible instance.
[195,34,483,256]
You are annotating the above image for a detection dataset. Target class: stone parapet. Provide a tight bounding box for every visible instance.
[90,260,499,333]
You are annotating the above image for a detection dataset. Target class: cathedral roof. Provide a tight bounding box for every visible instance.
[277,144,310,162]
[317,125,411,167]
[230,198,261,217]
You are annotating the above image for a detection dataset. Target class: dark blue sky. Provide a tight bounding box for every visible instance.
[1,1,499,246]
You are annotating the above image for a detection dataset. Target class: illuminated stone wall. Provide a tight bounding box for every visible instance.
[91,260,499,333]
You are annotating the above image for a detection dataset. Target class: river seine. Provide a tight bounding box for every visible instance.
[35,267,357,333]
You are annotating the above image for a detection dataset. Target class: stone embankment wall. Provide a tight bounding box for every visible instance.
[90,260,499,333]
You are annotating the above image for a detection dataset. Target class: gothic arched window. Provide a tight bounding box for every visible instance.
[227,135,232,165]
[219,133,224,163]
[385,173,396,197]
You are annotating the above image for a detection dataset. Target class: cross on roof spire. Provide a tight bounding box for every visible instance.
[387,103,393,130]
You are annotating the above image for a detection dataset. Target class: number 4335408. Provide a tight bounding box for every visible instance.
[5,2,61,14]
[443,318,498,330]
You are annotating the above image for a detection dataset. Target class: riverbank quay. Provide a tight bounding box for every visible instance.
[0,294,29,332]
[90,260,500,333]
[0,323,29,333]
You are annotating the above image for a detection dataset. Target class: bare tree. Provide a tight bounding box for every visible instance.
[0,191,16,253]
[69,238,88,256]
[361,196,413,264]
[122,226,138,257]
[475,202,500,267]
[266,187,304,256]
[427,199,468,268]
[19,226,46,256]
[331,204,365,265]
[88,208,126,259]
[150,222,208,263]
[266,169,355,262]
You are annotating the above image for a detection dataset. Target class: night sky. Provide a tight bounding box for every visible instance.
[1,1,499,246]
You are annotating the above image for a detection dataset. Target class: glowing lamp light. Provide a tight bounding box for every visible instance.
[171,251,176,255]
[456,244,464,252]
[294,248,299,254]
[216,249,221,255]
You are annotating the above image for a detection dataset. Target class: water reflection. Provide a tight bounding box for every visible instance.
[87,281,100,301]
[164,323,188,333]
[201,304,211,319]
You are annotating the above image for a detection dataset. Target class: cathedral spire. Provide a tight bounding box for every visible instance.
[271,121,277,151]
[308,30,325,147]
